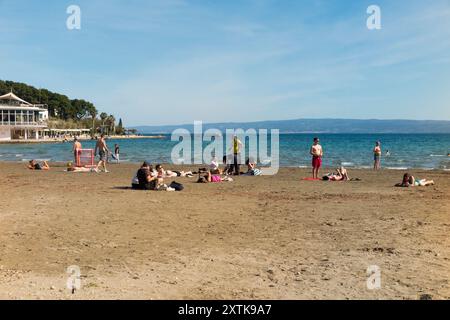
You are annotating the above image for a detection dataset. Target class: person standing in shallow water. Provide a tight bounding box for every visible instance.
[310,137,323,179]
[373,141,382,170]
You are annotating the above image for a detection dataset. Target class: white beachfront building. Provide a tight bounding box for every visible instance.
[0,92,48,141]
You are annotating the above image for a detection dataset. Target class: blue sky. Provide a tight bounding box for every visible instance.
[1,0,450,126]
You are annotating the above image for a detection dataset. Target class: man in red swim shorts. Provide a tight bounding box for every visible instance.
[310,137,323,179]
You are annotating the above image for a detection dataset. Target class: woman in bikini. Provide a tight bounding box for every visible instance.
[396,173,434,187]
[323,167,349,181]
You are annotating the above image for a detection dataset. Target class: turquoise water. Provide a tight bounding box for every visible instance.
[1,134,450,170]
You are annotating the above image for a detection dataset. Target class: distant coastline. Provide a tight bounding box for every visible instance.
[132,118,450,134]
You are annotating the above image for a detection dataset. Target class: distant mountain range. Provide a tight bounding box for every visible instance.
[133,119,450,134]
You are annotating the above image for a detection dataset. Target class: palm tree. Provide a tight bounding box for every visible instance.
[99,112,108,134]
[90,110,98,138]
[107,114,116,136]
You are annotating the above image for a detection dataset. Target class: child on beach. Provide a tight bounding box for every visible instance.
[373,141,382,170]
[111,143,120,164]
[310,137,323,179]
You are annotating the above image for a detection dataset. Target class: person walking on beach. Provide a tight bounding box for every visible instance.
[72,137,82,165]
[231,135,243,175]
[95,134,110,173]
[310,137,323,179]
[373,141,382,170]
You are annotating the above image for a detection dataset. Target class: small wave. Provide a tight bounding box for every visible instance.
[430,154,445,157]
[341,162,354,167]
[15,154,23,157]
[385,167,409,170]
[22,158,51,162]
[298,165,308,168]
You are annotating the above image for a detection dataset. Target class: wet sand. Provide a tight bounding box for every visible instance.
[0,162,449,300]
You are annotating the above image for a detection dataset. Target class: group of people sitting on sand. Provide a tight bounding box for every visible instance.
[130,156,264,190]
[131,161,184,191]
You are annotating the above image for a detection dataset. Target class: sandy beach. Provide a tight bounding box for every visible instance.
[0,162,449,300]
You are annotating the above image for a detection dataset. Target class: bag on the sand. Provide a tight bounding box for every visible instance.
[169,181,184,191]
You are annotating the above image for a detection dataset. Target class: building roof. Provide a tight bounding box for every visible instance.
[0,92,32,106]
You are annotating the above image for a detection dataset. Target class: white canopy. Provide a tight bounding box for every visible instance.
[0,92,32,105]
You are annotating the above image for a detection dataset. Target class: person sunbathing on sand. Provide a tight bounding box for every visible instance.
[396,173,435,187]
[28,160,50,171]
[243,158,262,176]
[197,171,233,183]
[155,164,194,178]
[322,166,349,181]
[66,162,98,173]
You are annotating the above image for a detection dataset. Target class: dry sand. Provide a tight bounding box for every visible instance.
[0,162,449,300]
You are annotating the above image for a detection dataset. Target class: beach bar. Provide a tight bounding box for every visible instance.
[0,92,48,141]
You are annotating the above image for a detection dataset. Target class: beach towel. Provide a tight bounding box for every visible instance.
[301,177,321,181]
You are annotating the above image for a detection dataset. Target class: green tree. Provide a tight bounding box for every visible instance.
[107,114,116,135]
[116,118,124,135]
[0,80,112,132]
[90,109,98,137]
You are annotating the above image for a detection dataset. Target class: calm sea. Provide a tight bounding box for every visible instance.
[1,134,449,170]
